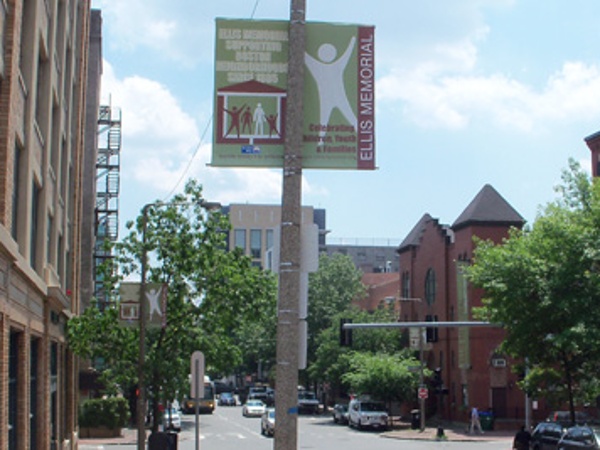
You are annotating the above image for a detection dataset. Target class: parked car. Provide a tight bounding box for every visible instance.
[332,404,349,424]
[297,390,319,414]
[218,392,236,406]
[242,400,266,417]
[531,421,566,450]
[548,410,595,427]
[162,407,182,432]
[261,408,276,437]
[348,398,388,431]
[557,425,600,449]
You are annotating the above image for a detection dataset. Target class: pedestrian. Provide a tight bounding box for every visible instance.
[513,425,531,450]
[469,406,484,434]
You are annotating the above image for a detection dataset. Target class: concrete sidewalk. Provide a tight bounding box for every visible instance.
[382,423,514,442]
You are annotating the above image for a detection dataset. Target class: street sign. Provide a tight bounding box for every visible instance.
[418,386,428,400]
[190,351,205,400]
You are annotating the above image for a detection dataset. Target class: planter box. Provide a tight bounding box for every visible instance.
[80,426,122,438]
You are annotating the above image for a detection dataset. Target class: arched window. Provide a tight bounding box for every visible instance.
[425,268,436,305]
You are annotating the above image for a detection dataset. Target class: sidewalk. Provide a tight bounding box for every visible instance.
[382,421,514,442]
[79,427,141,446]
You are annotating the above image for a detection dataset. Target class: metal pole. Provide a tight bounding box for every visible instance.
[419,327,425,432]
[274,2,305,450]
[137,204,150,450]
[195,359,200,450]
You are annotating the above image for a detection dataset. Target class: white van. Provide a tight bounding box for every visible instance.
[348,398,388,430]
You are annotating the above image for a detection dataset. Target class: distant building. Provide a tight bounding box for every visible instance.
[324,239,400,273]
[222,204,326,268]
[397,184,526,428]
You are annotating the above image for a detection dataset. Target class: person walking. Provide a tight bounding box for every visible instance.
[469,406,484,434]
[513,425,531,450]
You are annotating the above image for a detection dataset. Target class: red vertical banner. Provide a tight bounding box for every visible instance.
[357,26,375,170]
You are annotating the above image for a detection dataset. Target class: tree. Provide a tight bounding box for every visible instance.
[68,179,277,430]
[305,253,366,383]
[467,159,600,421]
[308,307,407,400]
[342,350,427,409]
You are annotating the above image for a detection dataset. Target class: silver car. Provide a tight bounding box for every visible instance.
[261,408,276,437]
[242,400,266,417]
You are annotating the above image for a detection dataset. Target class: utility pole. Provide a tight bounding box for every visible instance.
[274,1,306,450]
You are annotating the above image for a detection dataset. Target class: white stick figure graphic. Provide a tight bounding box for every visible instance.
[305,37,357,141]
[253,103,266,136]
[146,287,163,318]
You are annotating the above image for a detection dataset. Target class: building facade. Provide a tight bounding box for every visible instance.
[0,1,92,449]
[397,184,527,428]
[223,203,326,268]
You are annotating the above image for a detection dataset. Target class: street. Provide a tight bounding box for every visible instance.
[80,404,513,450]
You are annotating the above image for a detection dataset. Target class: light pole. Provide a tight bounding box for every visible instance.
[136,199,221,450]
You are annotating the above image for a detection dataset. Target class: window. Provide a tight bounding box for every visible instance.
[234,229,246,251]
[425,268,436,305]
[266,229,274,250]
[30,182,41,269]
[11,145,20,239]
[401,271,410,299]
[250,229,261,259]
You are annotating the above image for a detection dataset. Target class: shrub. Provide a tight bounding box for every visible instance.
[79,397,130,429]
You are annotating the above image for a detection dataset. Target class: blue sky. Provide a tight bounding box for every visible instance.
[90,0,600,244]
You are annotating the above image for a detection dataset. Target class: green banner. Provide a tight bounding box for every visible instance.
[212,19,375,170]
[118,282,168,328]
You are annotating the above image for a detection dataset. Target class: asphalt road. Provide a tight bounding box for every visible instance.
[80,405,513,450]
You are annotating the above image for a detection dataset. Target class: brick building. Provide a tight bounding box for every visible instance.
[397,184,526,427]
[0,1,93,449]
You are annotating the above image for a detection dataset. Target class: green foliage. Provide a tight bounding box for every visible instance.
[68,179,277,430]
[309,307,407,396]
[467,159,600,410]
[342,351,427,405]
[67,302,137,395]
[79,397,130,429]
[305,253,367,384]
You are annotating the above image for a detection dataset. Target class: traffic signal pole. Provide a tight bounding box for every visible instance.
[274,2,306,450]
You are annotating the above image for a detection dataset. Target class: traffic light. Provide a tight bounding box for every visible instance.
[339,318,353,347]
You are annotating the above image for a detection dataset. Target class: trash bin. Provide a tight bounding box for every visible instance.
[479,411,494,431]
[410,409,421,430]
[148,431,178,450]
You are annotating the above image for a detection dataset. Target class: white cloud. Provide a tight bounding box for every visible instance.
[378,58,600,132]
[92,0,213,66]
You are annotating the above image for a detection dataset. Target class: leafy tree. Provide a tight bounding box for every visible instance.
[68,179,277,430]
[305,253,366,383]
[308,307,407,400]
[342,350,428,409]
[467,159,600,421]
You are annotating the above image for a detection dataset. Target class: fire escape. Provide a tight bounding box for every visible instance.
[95,104,121,305]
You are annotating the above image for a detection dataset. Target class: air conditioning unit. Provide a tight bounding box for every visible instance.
[491,358,507,368]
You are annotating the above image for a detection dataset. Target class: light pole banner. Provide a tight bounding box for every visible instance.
[212,19,375,170]
[119,282,168,328]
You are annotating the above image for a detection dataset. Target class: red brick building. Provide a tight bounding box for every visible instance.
[397,184,527,428]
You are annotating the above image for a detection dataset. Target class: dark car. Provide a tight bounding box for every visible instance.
[218,392,236,406]
[557,425,600,449]
[531,421,564,450]
[332,404,348,424]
